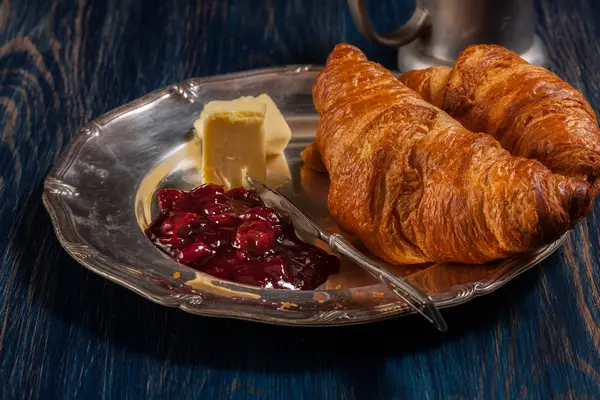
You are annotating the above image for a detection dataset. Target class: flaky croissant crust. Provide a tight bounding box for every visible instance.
[400,45,600,190]
[307,44,592,264]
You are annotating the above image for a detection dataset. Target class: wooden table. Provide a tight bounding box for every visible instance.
[1,0,599,398]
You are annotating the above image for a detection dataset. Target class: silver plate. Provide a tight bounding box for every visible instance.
[43,66,566,326]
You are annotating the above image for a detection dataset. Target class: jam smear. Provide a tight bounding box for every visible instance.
[145,184,340,290]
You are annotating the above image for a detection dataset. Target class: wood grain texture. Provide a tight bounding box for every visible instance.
[0,0,598,398]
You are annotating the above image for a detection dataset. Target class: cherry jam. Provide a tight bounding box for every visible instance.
[145,184,340,290]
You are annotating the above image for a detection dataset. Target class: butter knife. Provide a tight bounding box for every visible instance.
[246,176,448,332]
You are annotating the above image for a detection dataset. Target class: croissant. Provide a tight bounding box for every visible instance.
[305,43,592,264]
[300,142,327,173]
[399,45,600,188]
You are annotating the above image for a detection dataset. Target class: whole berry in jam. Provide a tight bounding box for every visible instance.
[177,241,215,264]
[233,220,277,253]
[157,188,188,212]
[160,212,201,236]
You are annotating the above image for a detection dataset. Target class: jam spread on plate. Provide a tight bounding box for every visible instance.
[145,184,339,290]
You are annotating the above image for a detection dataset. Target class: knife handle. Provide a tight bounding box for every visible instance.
[327,233,447,332]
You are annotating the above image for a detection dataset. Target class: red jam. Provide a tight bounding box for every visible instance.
[145,184,340,290]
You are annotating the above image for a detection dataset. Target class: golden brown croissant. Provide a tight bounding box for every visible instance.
[306,43,592,264]
[300,142,327,173]
[399,45,600,188]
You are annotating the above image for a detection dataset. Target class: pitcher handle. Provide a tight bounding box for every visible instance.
[348,0,428,47]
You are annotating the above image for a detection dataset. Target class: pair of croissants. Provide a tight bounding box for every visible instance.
[302,43,600,264]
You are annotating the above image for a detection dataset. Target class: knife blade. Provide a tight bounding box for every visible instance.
[246,175,328,242]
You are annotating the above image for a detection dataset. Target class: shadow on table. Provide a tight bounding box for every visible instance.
[17,187,544,398]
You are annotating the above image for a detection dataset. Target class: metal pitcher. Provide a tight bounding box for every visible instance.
[348,0,547,70]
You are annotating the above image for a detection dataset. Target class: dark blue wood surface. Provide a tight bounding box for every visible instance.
[1,0,599,398]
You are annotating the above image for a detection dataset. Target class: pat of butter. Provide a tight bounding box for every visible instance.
[196,99,267,190]
[241,94,291,156]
